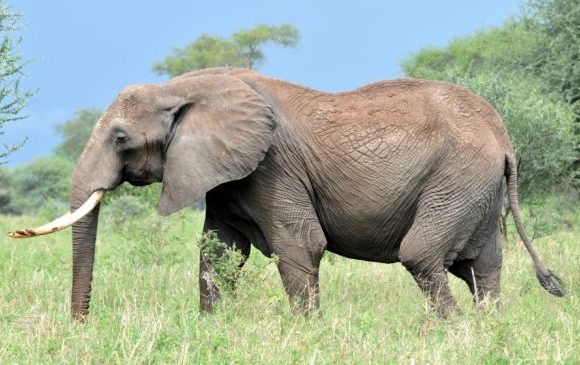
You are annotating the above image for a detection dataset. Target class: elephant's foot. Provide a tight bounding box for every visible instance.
[278,260,321,316]
[448,256,502,313]
[472,270,502,312]
[288,286,320,317]
[414,272,461,318]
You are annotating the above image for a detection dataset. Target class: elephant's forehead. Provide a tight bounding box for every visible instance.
[118,85,157,110]
[99,87,156,126]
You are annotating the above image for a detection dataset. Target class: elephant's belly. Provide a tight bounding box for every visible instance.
[325,239,402,263]
[310,148,428,263]
[320,202,416,264]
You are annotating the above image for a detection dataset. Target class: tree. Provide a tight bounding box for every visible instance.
[524,0,580,110]
[0,166,18,214]
[153,24,300,77]
[401,20,540,82]
[0,3,32,164]
[54,108,102,161]
[232,24,300,70]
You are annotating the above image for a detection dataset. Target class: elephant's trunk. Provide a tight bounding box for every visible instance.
[70,187,102,321]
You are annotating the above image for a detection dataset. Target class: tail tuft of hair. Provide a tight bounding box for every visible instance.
[536,269,566,297]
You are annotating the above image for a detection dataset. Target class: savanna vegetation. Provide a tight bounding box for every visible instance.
[0,2,31,163]
[0,203,578,363]
[0,0,578,363]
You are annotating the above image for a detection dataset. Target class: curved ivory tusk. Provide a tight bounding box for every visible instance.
[7,190,105,238]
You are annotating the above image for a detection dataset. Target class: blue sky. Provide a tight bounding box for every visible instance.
[4,0,521,166]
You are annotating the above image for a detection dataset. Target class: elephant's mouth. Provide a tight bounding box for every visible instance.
[128,179,151,186]
[126,173,162,186]
[122,165,162,187]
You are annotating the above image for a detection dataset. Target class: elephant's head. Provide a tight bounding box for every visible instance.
[9,72,276,320]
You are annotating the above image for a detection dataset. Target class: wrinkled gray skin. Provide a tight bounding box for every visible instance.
[70,67,564,320]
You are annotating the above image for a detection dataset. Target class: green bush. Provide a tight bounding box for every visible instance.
[451,74,577,198]
[8,156,74,214]
[106,193,151,228]
[0,167,19,214]
[402,1,580,197]
[198,231,247,294]
[402,17,578,199]
[402,20,539,81]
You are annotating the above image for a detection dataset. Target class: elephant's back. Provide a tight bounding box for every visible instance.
[320,79,509,171]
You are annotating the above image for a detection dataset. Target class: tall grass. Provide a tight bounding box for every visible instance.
[0,201,578,363]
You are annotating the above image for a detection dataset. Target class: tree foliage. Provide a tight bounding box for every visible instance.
[0,166,17,214]
[403,0,579,118]
[232,24,300,70]
[402,20,540,81]
[524,0,580,109]
[0,3,31,163]
[453,74,576,197]
[153,24,299,77]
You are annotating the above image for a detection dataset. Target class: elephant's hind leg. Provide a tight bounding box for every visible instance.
[399,229,461,316]
[398,199,480,317]
[448,259,501,310]
[449,203,503,310]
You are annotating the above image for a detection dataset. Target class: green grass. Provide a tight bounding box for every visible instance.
[0,203,578,364]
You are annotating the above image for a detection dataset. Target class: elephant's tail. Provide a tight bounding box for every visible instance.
[505,154,565,297]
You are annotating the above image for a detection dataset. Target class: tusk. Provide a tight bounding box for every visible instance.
[7,190,105,238]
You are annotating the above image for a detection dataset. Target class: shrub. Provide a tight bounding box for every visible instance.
[198,231,247,294]
[451,74,577,198]
[9,156,74,214]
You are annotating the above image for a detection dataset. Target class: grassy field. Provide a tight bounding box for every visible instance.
[0,201,578,364]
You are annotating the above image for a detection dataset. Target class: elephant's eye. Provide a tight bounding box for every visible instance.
[162,105,180,115]
[114,131,129,145]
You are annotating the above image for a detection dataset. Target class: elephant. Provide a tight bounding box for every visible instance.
[9,67,565,320]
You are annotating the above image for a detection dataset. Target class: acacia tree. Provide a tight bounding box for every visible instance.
[0,3,31,163]
[153,24,299,77]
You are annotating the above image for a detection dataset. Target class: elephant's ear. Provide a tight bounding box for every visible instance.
[158,74,276,215]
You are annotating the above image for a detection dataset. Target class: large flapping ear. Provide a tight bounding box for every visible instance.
[158,74,276,215]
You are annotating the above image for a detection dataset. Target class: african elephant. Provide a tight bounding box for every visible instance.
[9,67,565,320]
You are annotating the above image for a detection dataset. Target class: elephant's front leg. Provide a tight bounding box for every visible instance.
[277,247,322,315]
[268,218,327,315]
[199,214,250,313]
